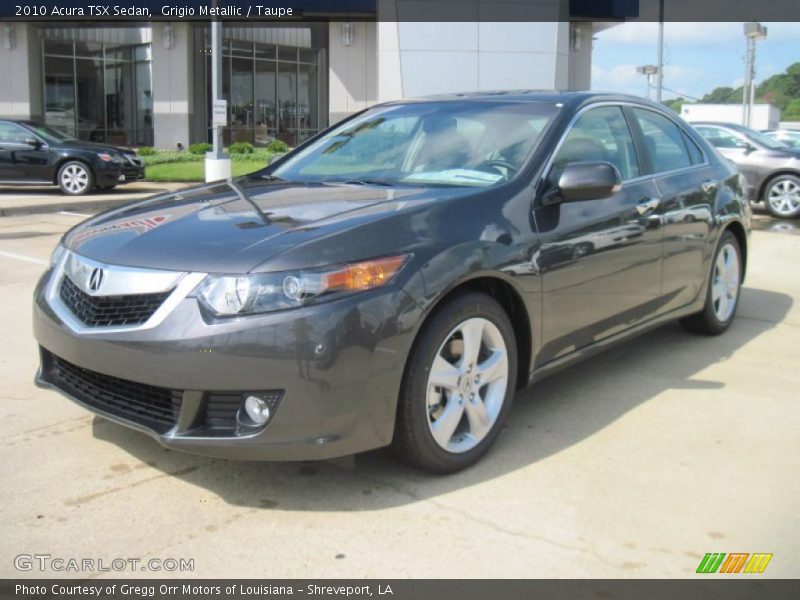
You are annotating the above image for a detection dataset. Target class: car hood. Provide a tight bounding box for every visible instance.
[63,177,472,273]
[58,139,134,155]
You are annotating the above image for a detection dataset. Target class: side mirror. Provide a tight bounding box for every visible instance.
[735,139,755,153]
[25,138,42,148]
[550,161,622,203]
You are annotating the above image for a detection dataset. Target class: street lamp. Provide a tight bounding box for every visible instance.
[637,65,659,100]
[742,22,767,127]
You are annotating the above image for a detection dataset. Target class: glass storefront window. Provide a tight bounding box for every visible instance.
[42,38,153,147]
[44,56,77,138]
[206,34,321,148]
[74,57,104,142]
[230,56,255,144]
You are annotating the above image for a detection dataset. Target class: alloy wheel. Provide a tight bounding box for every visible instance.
[711,242,740,322]
[426,317,509,453]
[60,164,90,194]
[767,179,800,217]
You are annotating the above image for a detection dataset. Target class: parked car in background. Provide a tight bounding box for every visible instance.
[34,92,749,473]
[762,129,800,149]
[693,121,800,218]
[0,120,144,195]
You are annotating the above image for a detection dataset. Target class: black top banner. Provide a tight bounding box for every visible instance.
[1,0,800,22]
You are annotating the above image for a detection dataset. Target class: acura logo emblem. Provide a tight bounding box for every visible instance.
[88,267,105,292]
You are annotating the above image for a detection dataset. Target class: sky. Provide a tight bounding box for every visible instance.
[591,22,800,101]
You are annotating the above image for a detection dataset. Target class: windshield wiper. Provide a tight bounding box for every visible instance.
[340,179,394,187]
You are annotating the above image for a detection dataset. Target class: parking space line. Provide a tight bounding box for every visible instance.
[0,250,47,265]
[59,211,92,217]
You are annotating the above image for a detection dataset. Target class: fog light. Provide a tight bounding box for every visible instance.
[244,395,271,425]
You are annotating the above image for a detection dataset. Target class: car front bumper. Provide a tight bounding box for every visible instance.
[32,264,422,461]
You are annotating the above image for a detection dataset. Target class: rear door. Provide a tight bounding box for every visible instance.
[694,125,762,196]
[534,105,664,364]
[630,108,716,313]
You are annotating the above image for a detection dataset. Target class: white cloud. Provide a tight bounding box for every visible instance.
[596,22,798,46]
[591,63,704,98]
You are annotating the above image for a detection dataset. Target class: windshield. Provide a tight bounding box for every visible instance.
[742,128,787,150]
[270,101,559,187]
[27,123,76,144]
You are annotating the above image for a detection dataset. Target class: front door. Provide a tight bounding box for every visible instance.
[0,122,51,182]
[534,105,664,364]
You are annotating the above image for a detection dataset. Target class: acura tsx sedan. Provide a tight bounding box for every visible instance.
[33,92,750,473]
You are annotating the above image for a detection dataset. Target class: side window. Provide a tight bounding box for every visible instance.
[696,126,740,149]
[552,106,639,181]
[682,131,705,165]
[0,122,31,144]
[632,108,691,173]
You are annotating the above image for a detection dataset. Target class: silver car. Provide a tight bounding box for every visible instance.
[694,122,800,218]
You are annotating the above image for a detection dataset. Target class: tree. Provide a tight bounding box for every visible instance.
[784,98,800,121]
[662,97,686,113]
[702,86,736,103]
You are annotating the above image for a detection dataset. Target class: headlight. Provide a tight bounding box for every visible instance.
[195,254,409,317]
[50,243,65,267]
[97,152,123,163]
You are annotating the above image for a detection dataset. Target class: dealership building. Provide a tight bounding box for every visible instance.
[0,3,620,149]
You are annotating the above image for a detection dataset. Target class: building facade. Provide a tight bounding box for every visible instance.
[1,17,607,149]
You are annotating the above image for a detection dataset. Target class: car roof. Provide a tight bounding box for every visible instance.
[691,121,752,132]
[0,119,36,127]
[381,90,665,109]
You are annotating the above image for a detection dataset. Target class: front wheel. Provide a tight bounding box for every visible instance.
[392,292,518,473]
[764,174,800,219]
[680,231,742,336]
[58,161,94,196]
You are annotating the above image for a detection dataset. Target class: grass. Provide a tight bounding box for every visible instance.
[143,160,266,182]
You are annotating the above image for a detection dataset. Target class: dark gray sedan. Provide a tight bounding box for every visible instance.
[34,92,750,473]
[693,121,800,218]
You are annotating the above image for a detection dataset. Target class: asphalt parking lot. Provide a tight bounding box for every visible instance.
[0,206,798,579]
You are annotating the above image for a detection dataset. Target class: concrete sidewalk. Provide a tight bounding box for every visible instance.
[0,182,192,216]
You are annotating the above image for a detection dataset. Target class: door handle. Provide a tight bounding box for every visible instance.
[635,197,661,215]
[701,179,718,193]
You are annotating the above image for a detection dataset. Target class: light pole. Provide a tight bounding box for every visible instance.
[742,22,767,128]
[637,65,659,100]
[655,0,664,102]
[205,2,231,182]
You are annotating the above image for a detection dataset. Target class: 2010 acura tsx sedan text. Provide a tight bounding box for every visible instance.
[33,92,750,473]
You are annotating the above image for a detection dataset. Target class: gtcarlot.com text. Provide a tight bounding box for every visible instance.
[14,553,194,573]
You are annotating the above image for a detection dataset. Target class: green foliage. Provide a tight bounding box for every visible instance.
[784,98,800,120]
[141,152,204,165]
[228,142,255,154]
[140,149,275,166]
[188,142,213,155]
[136,146,157,156]
[687,62,800,120]
[662,97,687,114]
[266,139,289,153]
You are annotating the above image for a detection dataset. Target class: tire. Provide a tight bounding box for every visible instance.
[680,231,742,336]
[392,291,518,473]
[57,161,94,196]
[763,174,800,219]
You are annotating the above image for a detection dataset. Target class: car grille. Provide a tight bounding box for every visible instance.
[50,353,182,434]
[59,276,171,327]
[124,153,143,167]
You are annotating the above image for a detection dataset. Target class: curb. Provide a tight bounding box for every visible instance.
[0,197,136,217]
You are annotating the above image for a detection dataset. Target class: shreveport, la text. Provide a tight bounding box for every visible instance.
[15,584,394,597]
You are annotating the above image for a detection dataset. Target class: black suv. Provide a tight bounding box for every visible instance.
[0,120,144,195]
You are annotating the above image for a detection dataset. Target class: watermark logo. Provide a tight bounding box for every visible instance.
[696,552,772,574]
